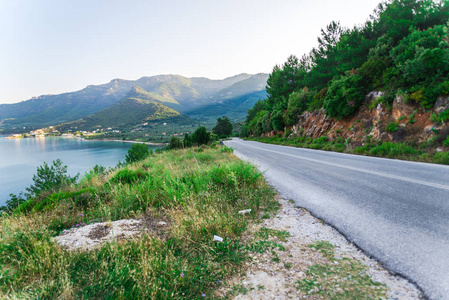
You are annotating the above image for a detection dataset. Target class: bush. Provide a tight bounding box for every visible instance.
[169,136,182,150]
[26,159,78,197]
[0,193,27,214]
[212,116,233,138]
[191,126,210,146]
[385,122,399,133]
[369,142,419,158]
[324,74,365,119]
[125,143,152,164]
[284,89,312,126]
[443,136,449,147]
[110,169,149,185]
[433,151,449,164]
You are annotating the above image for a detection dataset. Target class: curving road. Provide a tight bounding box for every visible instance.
[225,138,449,299]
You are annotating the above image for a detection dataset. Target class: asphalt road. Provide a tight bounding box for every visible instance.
[225,138,449,299]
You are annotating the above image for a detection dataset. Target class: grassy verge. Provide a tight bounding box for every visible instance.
[247,136,449,165]
[0,146,279,299]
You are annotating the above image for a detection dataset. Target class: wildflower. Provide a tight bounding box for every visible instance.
[202,294,206,297]
[218,279,221,284]
[72,225,75,227]
[79,213,84,217]
[76,224,80,227]
[180,273,184,277]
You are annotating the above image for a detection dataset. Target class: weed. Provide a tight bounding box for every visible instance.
[309,241,335,258]
[246,240,285,253]
[297,241,387,298]
[284,262,292,269]
[257,227,290,242]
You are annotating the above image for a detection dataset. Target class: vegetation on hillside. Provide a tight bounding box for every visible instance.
[244,0,449,136]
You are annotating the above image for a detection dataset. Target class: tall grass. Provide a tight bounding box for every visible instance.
[0,147,277,299]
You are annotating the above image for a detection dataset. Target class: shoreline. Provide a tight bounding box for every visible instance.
[82,138,167,146]
[2,134,167,147]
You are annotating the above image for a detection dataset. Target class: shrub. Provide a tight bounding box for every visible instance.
[385,122,399,133]
[191,126,210,146]
[324,74,365,119]
[169,136,182,150]
[125,143,151,164]
[369,142,419,158]
[26,159,78,197]
[433,151,449,164]
[443,136,449,147]
[212,116,233,138]
[284,89,312,126]
[0,193,27,213]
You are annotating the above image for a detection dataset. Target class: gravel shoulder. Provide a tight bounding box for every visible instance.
[217,196,422,299]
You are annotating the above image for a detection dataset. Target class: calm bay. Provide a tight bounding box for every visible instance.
[0,135,161,206]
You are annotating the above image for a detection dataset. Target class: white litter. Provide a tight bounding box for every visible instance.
[213,235,223,242]
[238,209,252,215]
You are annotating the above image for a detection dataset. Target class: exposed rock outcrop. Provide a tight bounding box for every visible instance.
[290,91,445,146]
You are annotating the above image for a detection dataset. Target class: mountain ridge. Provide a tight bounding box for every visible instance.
[0,73,267,130]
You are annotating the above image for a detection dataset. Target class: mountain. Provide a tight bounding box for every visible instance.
[0,73,266,130]
[186,73,268,120]
[60,94,183,131]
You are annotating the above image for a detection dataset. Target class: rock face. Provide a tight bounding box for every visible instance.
[289,91,442,145]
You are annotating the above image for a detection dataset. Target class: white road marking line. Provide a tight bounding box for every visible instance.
[236,141,449,191]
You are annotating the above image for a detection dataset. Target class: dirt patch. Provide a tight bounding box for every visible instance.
[143,215,170,240]
[86,224,111,240]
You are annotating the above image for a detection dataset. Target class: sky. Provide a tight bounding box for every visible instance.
[0,0,382,104]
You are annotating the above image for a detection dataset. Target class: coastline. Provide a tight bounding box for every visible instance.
[82,138,167,146]
[3,134,167,147]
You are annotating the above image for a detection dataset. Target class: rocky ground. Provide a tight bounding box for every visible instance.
[217,196,422,299]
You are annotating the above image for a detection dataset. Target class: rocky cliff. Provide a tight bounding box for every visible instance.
[287,92,449,149]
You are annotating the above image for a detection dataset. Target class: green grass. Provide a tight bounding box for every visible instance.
[0,146,277,299]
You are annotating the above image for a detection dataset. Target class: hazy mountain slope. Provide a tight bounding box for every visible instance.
[186,73,268,121]
[187,90,267,121]
[0,73,267,130]
[60,96,183,131]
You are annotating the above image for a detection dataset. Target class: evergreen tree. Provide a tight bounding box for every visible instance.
[212,116,233,137]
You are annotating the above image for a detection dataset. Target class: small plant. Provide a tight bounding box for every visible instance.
[407,111,417,124]
[257,227,290,242]
[385,122,399,133]
[398,115,406,121]
[443,136,449,147]
[309,241,335,258]
[284,262,292,269]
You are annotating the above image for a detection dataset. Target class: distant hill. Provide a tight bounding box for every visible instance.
[186,73,268,121]
[58,93,184,131]
[0,73,267,130]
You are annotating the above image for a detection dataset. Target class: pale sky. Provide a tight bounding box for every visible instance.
[0,0,382,104]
